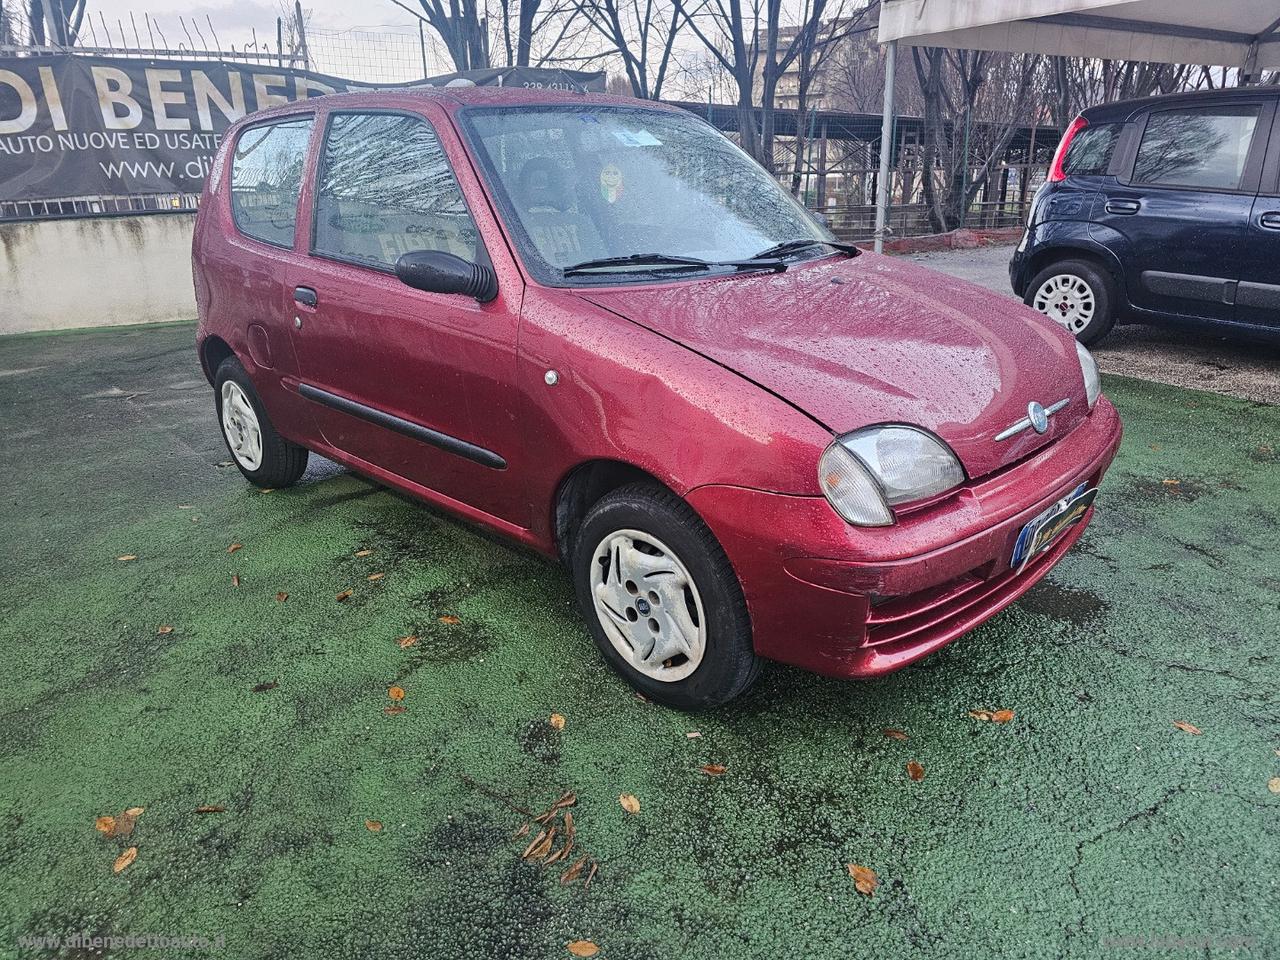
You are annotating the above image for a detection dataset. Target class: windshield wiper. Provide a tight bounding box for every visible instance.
[562,253,712,275]
[748,238,861,261]
[563,251,788,277]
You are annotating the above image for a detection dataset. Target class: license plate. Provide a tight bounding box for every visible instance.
[1010,483,1097,570]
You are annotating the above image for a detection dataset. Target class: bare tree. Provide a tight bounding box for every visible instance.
[779,3,877,195]
[25,0,87,44]
[574,0,683,99]
[417,0,491,71]
[912,47,1043,232]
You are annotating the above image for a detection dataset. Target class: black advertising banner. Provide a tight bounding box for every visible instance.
[0,57,606,203]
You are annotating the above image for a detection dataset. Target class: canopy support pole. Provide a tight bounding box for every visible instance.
[873,40,897,254]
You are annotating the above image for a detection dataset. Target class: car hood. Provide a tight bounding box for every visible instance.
[579,252,1090,480]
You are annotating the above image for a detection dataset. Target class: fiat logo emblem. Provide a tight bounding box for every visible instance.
[1027,401,1050,434]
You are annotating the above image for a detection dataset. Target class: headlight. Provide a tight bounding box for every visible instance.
[1076,340,1100,409]
[819,426,966,527]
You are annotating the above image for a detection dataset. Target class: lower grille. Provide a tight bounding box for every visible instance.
[864,517,1084,650]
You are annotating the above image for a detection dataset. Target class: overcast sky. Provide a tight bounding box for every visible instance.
[85,0,423,44]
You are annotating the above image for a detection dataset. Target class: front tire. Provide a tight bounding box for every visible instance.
[214,356,308,489]
[1025,258,1117,345]
[572,483,761,710]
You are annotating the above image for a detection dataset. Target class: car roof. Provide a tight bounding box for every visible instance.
[251,85,686,118]
[1081,84,1280,124]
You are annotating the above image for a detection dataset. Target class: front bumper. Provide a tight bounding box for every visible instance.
[686,398,1122,679]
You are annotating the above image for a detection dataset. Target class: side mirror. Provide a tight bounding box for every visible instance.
[395,250,498,303]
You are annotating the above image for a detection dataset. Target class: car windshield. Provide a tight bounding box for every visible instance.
[462,104,835,283]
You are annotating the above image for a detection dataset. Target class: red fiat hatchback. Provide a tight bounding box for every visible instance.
[194,88,1122,708]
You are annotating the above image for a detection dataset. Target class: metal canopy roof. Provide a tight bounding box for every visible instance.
[878,0,1280,72]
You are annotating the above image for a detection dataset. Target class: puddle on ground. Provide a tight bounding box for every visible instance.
[1016,580,1109,628]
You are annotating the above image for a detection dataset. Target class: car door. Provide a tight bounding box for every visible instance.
[1091,99,1273,323]
[209,112,319,445]
[286,106,527,526]
[1237,104,1280,329]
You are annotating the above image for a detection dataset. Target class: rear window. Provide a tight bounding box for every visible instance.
[1132,105,1260,191]
[1062,122,1121,177]
[230,118,313,248]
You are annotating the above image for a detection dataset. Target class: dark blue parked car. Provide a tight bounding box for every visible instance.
[1010,87,1280,345]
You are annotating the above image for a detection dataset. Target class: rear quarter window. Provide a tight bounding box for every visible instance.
[1062,122,1121,177]
[230,118,313,247]
[1132,105,1260,191]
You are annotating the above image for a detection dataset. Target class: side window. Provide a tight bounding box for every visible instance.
[1132,106,1260,191]
[230,118,313,247]
[1062,123,1121,177]
[313,113,479,269]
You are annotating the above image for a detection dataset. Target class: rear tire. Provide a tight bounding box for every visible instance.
[1025,258,1117,346]
[214,356,308,489]
[572,483,761,710]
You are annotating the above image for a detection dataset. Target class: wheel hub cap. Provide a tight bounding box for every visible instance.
[1032,273,1096,335]
[220,380,264,471]
[590,529,707,683]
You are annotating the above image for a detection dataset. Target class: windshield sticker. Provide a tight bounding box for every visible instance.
[578,114,600,124]
[611,129,662,147]
[600,164,624,204]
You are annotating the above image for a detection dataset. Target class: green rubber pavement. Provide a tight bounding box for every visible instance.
[0,322,1276,959]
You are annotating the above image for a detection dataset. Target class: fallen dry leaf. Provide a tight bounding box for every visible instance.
[113,847,137,874]
[686,731,702,739]
[354,549,373,557]
[882,728,909,741]
[276,592,288,602]
[584,861,599,888]
[227,543,242,553]
[116,555,137,562]
[365,820,383,832]
[567,941,599,958]
[251,680,277,693]
[522,828,550,858]
[847,863,878,896]
[367,572,385,582]
[549,713,566,730]
[397,635,418,649]
[906,760,925,781]
[560,855,588,885]
[231,573,241,587]
[156,625,174,635]
[1161,479,1181,486]
[388,685,405,702]
[193,805,225,814]
[1269,778,1280,795]
[991,709,1015,724]
[1173,720,1203,736]
[619,793,640,814]
[526,828,556,861]
[439,615,461,625]
[699,764,727,777]
[336,589,353,603]
[383,705,406,715]
[125,806,144,817]
[95,815,115,834]
[968,709,993,721]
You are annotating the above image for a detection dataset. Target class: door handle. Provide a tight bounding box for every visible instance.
[1259,211,1280,231]
[1105,199,1141,215]
[293,286,318,307]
